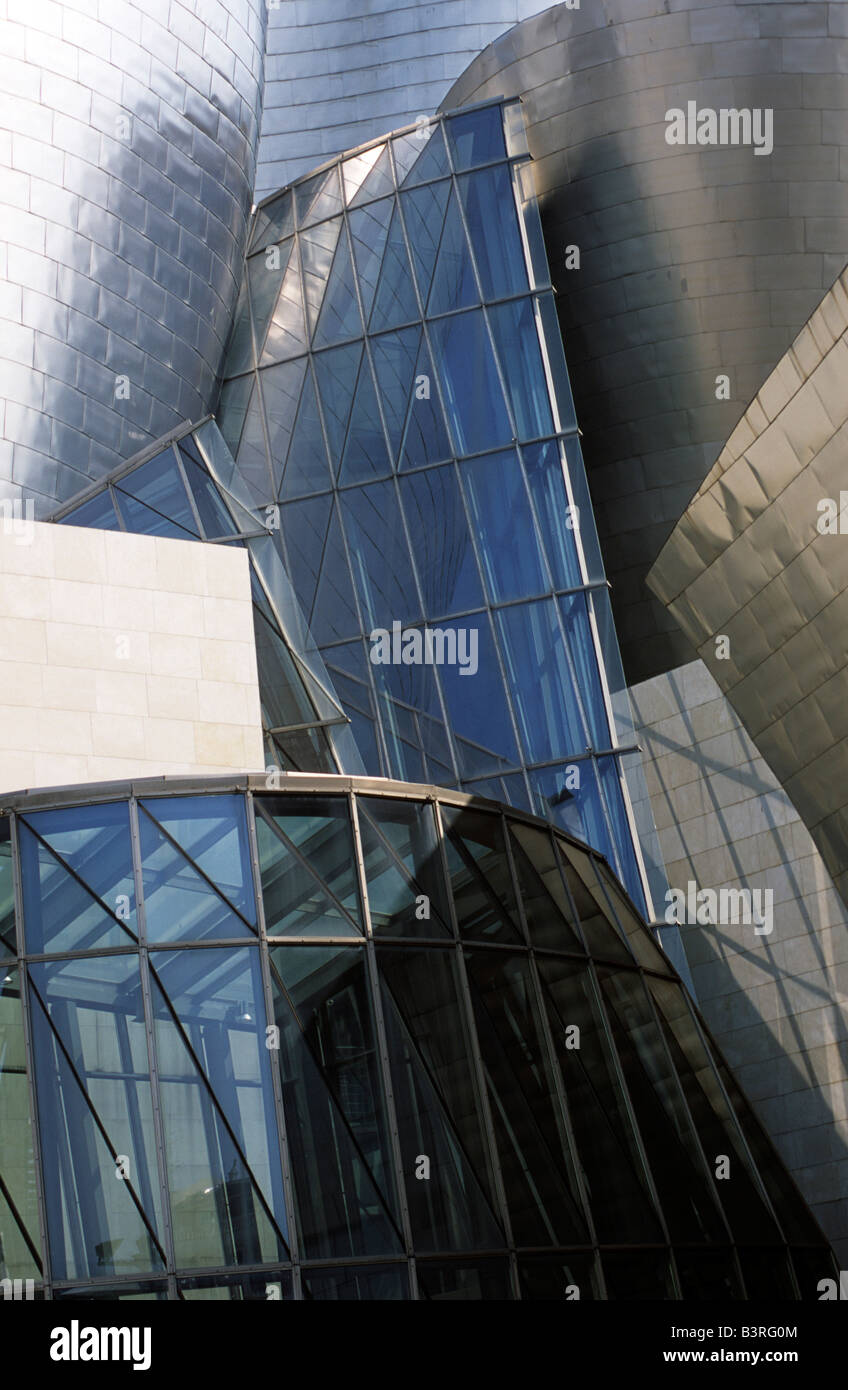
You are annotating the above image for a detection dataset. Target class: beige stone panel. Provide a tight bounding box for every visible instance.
[90,712,147,760]
[0,661,44,707]
[145,675,197,721]
[194,721,250,767]
[202,594,252,642]
[152,590,205,637]
[149,631,203,679]
[199,639,259,685]
[95,627,151,674]
[142,718,197,765]
[95,670,150,717]
[49,577,104,626]
[104,531,159,591]
[197,679,261,727]
[45,621,103,670]
[51,524,108,583]
[0,616,47,664]
[29,751,93,789]
[102,585,156,633]
[154,540,208,597]
[0,571,51,618]
[42,665,98,712]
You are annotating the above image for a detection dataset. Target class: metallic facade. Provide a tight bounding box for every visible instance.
[0,774,835,1299]
[215,101,668,926]
[256,0,546,196]
[442,0,848,683]
[649,267,848,917]
[0,0,266,514]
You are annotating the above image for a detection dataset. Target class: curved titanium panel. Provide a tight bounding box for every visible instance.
[442,0,848,682]
[0,0,266,514]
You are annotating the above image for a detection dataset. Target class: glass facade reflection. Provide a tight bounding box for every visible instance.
[0,777,835,1300]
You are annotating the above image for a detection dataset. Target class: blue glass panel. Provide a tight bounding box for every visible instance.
[359,797,452,937]
[294,166,343,228]
[313,226,363,348]
[464,772,532,813]
[278,493,332,621]
[255,811,360,937]
[398,335,452,470]
[19,818,134,954]
[216,375,253,462]
[248,242,289,355]
[427,310,511,455]
[261,356,308,494]
[29,954,165,1281]
[117,449,199,536]
[234,381,272,505]
[370,326,419,464]
[529,760,616,867]
[313,341,362,476]
[495,600,586,763]
[221,276,253,375]
[563,434,605,581]
[284,497,360,644]
[426,186,479,315]
[281,368,332,498]
[368,655,453,785]
[261,795,362,926]
[114,485,195,540]
[513,160,550,289]
[60,490,121,529]
[348,198,393,324]
[299,217,342,337]
[139,797,256,944]
[343,143,394,205]
[458,165,527,300]
[338,354,391,484]
[446,108,506,170]
[178,440,238,538]
[339,481,420,630]
[435,614,519,778]
[148,948,288,1267]
[523,440,583,589]
[538,294,578,431]
[487,298,553,440]
[592,587,634,744]
[141,795,256,922]
[559,594,611,748]
[259,244,307,365]
[368,201,419,333]
[503,101,530,157]
[599,756,646,910]
[24,801,136,931]
[400,466,483,616]
[250,190,294,254]
[399,181,450,300]
[460,449,547,603]
[0,821,14,957]
[323,641,382,775]
[393,123,449,186]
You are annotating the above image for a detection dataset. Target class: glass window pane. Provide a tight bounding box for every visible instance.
[215,374,253,464]
[496,600,587,763]
[368,201,419,333]
[503,101,529,158]
[53,1281,169,1300]
[426,186,479,315]
[220,276,253,376]
[258,243,307,364]
[348,198,393,326]
[299,217,342,338]
[400,467,483,617]
[19,806,136,954]
[358,797,452,937]
[436,614,519,779]
[257,795,362,928]
[248,241,289,355]
[255,808,361,938]
[294,166,343,228]
[537,294,578,431]
[261,355,308,494]
[0,819,15,956]
[280,367,332,498]
[148,947,288,1268]
[313,226,363,348]
[507,822,583,952]
[302,1264,408,1299]
[601,1250,675,1300]
[427,310,512,456]
[400,180,450,301]
[29,955,165,1281]
[518,1254,601,1301]
[737,1249,797,1301]
[531,762,618,871]
[513,160,550,290]
[59,490,121,530]
[339,480,420,629]
[555,839,634,963]
[313,341,362,475]
[231,379,271,506]
[487,298,554,440]
[179,1271,293,1300]
[141,795,255,923]
[393,123,449,186]
[139,797,256,945]
[398,334,453,470]
[458,165,527,300]
[417,1259,512,1300]
[446,108,506,170]
[0,970,41,1280]
[338,355,391,484]
[440,806,521,943]
[674,1248,744,1300]
[523,440,583,590]
[116,447,199,537]
[343,143,394,205]
[370,325,420,463]
[178,440,238,539]
[250,191,294,254]
[461,449,547,603]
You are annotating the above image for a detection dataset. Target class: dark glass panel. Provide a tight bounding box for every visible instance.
[116,448,199,537]
[220,275,253,375]
[276,492,329,626]
[487,298,553,440]
[268,950,402,1259]
[398,334,453,470]
[313,341,362,477]
[379,949,504,1252]
[114,487,195,541]
[148,948,288,1269]
[507,822,583,952]
[59,490,121,530]
[303,1265,407,1300]
[400,180,450,300]
[555,839,634,962]
[595,861,671,974]
[178,441,238,539]
[436,615,519,780]
[358,798,451,937]
[440,806,521,944]
[393,123,450,186]
[532,765,619,875]
[215,374,253,463]
[522,440,583,590]
[674,1248,745,1300]
[141,795,255,924]
[348,198,392,325]
[0,970,41,1280]
[279,367,331,498]
[338,354,391,484]
[339,480,420,629]
[370,325,420,463]
[343,143,394,205]
[294,166,343,228]
[262,355,308,494]
[233,380,271,505]
[53,1281,169,1300]
[324,641,383,777]
[736,1249,797,1300]
[19,816,134,954]
[305,501,361,644]
[255,810,360,938]
[258,243,307,365]
[513,159,549,289]
[248,241,290,355]
[138,814,255,946]
[367,648,453,785]
[426,185,478,315]
[299,217,342,338]
[464,949,589,1246]
[596,967,728,1244]
[446,108,507,170]
[496,600,587,763]
[250,190,294,254]
[461,449,547,602]
[400,467,483,617]
[537,294,578,431]
[465,772,532,813]
[23,801,135,931]
[179,1271,293,1300]
[29,955,165,1281]
[417,1260,512,1300]
[598,758,647,914]
[601,1250,675,1300]
[458,165,527,300]
[518,1253,600,1301]
[537,955,665,1243]
[257,795,362,928]
[368,200,419,333]
[313,226,363,349]
[0,819,15,956]
[427,310,511,456]
[562,434,605,580]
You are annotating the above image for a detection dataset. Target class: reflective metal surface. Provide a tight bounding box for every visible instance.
[442,0,848,683]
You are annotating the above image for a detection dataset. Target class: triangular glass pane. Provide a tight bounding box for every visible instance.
[398,467,483,616]
[148,949,289,1268]
[138,808,255,944]
[313,341,363,476]
[178,441,239,538]
[343,143,394,205]
[253,607,315,732]
[279,493,332,621]
[348,198,393,325]
[508,823,583,952]
[313,227,363,348]
[141,795,256,923]
[427,185,478,315]
[393,123,449,186]
[440,807,522,944]
[281,368,331,498]
[24,802,137,933]
[260,246,307,365]
[299,217,342,337]
[18,822,133,953]
[220,275,253,376]
[262,357,308,495]
[368,201,418,333]
[338,354,390,484]
[118,450,199,536]
[250,190,294,254]
[233,381,272,506]
[295,166,343,228]
[357,809,451,938]
[399,336,452,470]
[60,490,121,530]
[400,181,450,300]
[0,822,15,957]
[260,795,362,926]
[555,839,634,963]
[0,971,41,1277]
[370,326,420,464]
[248,239,290,351]
[216,375,253,462]
[114,486,196,540]
[256,813,360,937]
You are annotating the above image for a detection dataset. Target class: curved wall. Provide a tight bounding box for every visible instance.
[442,0,848,682]
[0,0,266,514]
